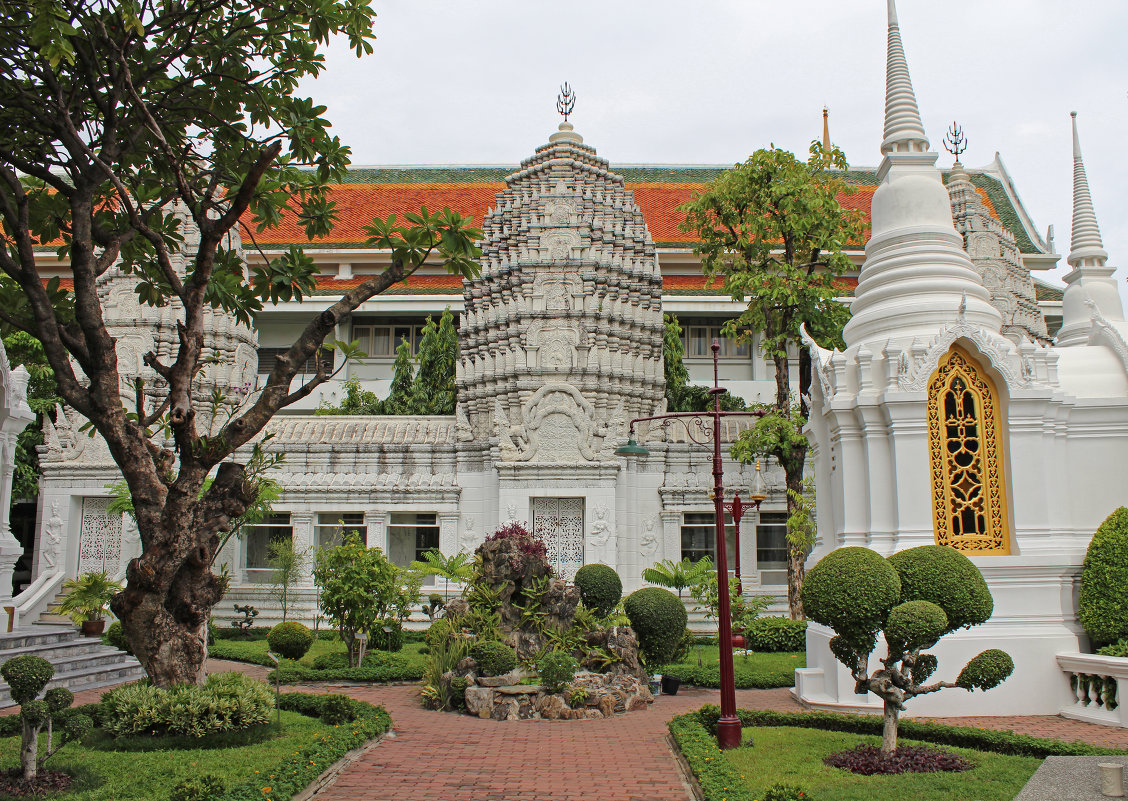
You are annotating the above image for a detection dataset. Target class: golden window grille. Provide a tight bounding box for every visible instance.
[926,346,1011,554]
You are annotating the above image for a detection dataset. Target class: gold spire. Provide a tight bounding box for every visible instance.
[822,107,830,150]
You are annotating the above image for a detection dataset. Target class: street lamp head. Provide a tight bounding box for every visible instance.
[750,459,768,505]
[615,436,650,457]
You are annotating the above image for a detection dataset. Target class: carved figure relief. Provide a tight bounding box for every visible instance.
[43,501,63,571]
[498,383,604,463]
[640,516,659,556]
[460,515,478,550]
[589,505,614,547]
[539,228,580,261]
[927,346,1010,554]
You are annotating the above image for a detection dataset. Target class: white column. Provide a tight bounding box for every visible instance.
[290,511,315,585]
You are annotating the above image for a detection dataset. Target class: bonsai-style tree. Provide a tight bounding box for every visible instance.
[313,534,412,666]
[642,557,714,599]
[0,1,481,686]
[681,143,866,618]
[802,545,1014,753]
[0,656,91,780]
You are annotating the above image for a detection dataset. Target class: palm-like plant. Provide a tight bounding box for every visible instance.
[641,557,714,598]
[58,572,123,623]
[409,550,474,598]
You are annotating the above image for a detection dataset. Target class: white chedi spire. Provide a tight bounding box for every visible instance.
[1056,112,1124,346]
[881,0,929,154]
[842,0,1001,348]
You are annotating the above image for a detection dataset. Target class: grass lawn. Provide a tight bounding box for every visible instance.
[727,727,1040,801]
[656,647,805,688]
[0,711,324,801]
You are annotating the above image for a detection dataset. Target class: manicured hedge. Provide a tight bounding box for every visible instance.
[223,693,391,801]
[1079,507,1128,647]
[746,617,807,652]
[574,564,622,617]
[692,705,1128,758]
[668,714,756,801]
[658,662,796,689]
[269,659,425,685]
[624,587,687,665]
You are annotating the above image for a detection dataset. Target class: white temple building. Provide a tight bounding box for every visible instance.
[13,0,1127,721]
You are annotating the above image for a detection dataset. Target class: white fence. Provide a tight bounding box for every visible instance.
[1058,653,1128,728]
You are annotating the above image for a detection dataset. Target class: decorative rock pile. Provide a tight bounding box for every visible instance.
[461,668,652,721]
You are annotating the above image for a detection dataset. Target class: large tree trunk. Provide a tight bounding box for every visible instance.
[784,464,806,620]
[881,699,900,754]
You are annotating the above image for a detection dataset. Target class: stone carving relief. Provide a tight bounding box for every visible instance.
[589,505,614,548]
[527,321,579,370]
[640,516,659,557]
[460,515,478,550]
[531,272,581,313]
[532,497,584,580]
[497,383,607,463]
[539,228,580,261]
[42,501,63,571]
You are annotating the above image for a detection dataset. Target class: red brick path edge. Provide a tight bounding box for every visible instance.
[8,660,1128,800]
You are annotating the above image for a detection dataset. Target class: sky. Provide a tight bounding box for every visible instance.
[298,0,1127,303]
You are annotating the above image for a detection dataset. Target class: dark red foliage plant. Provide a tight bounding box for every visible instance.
[486,522,548,562]
[824,744,973,775]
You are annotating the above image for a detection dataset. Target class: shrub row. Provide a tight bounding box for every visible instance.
[693,704,1128,758]
[657,662,796,689]
[668,713,756,801]
[746,617,807,652]
[222,693,392,801]
[212,628,339,642]
[207,640,287,668]
[101,673,274,738]
[269,659,425,685]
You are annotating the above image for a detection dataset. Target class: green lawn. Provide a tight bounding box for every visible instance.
[726,727,1040,801]
[209,635,350,668]
[0,712,323,801]
[656,647,805,688]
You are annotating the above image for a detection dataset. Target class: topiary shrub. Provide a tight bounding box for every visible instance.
[169,774,226,801]
[0,655,89,781]
[747,616,807,652]
[624,587,687,667]
[887,545,993,632]
[574,564,622,617]
[802,547,900,652]
[105,620,133,655]
[537,650,578,693]
[1079,507,1128,647]
[370,619,404,653]
[320,694,359,725]
[1,654,54,704]
[267,621,314,661]
[468,640,517,677]
[1097,639,1128,658]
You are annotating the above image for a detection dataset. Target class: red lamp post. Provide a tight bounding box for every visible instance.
[617,339,763,750]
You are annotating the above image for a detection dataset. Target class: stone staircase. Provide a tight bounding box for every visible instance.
[0,626,145,707]
[36,589,75,626]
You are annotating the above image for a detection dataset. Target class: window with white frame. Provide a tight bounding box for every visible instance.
[315,512,366,550]
[243,513,292,580]
[683,323,751,359]
[680,511,736,565]
[350,321,426,357]
[386,512,440,568]
[756,512,788,579]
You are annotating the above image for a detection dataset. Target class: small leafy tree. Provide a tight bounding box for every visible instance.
[315,377,382,415]
[681,143,866,619]
[0,656,91,780]
[409,550,473,599]
[410,307,458,414]
[662,314,744,412]
[690,573,771,633]
[642,557,714,599]
[267,538,310,623]
[381,337,417,415]
[802,545,1014,754]
[313,533,404,666]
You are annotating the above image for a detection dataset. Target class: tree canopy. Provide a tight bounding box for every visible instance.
[0,0,481,685]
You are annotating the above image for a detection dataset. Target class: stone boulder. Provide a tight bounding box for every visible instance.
[475,529,553,630]
[582,625,647,682]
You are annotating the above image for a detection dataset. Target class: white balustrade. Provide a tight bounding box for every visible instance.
[1058,653,1128,728]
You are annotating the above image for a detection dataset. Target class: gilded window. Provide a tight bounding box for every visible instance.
[927,346,1010,554]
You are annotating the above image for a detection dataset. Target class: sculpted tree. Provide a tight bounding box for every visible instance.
[802,545,1014,753]
[680,143,866,618]
[0,1,481,685]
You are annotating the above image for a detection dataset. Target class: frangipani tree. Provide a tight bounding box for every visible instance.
[801,545,1014,753]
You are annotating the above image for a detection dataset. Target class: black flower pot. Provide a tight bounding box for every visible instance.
[661,675,681,696]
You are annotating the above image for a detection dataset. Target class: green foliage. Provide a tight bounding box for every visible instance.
[884,601,948,653]
[58,571,123,623]
[381,336,417,415]
[1,654,53,704]
[409,549,473,598]
[1097,639,1128,658]
[419,630,471,710]
[642,556,713,598]
[691,573,772,631]
[537,650,578,693]
[730,405,810,482]
[316,377,383,415]
[169,774,227,801]
[662,314,747,412]
[410,307,459,414]
[105,620,134,655]
[887,545,993,632]
[266,538,310,623]
[101,673,275,738]
[763,783,814,801]
[43,686,73,714]
[1079,507,1128,646]
[318,694,360,725]
[574,564,623,617]
[371,619,405,652]
[668,714,755,801]
[801,547,900,651]
[273,658,425,685]
[956,649,1015,691]
[267,622,314,661]
[747,616,808,652]
[469,639,518,678]
[624,587,688,666]
[313,533,416,665]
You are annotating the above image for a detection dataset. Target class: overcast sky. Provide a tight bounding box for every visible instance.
[299,0,1127,304]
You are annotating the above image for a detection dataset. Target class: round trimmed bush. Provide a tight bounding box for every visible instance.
[884,600,948,653]
[747,616,807,652]
[624,587,687,666]
[1079,507,1128,647]
[267,621,314,660]
[574,563,622,617]
[956,648,1015,691]
[802,547,900,645]
[0,654,54,704]
[105,620,133,655]
[320,694,359,724]
[43,687,74,714]
[469,639,517,677]
[537,650,578,693]
[370,619,404,653]
[887,545,993,632]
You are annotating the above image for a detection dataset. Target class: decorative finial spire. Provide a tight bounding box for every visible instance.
[881,0,929,154]
[943,121,967,163]
[822,107,831,151]
[556,82,576,122]
[1068,111,1106,260]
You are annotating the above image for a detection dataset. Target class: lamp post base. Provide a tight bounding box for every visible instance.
[717,716,742,750]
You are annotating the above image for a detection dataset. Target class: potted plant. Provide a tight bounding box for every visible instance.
[58,572,123,636]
